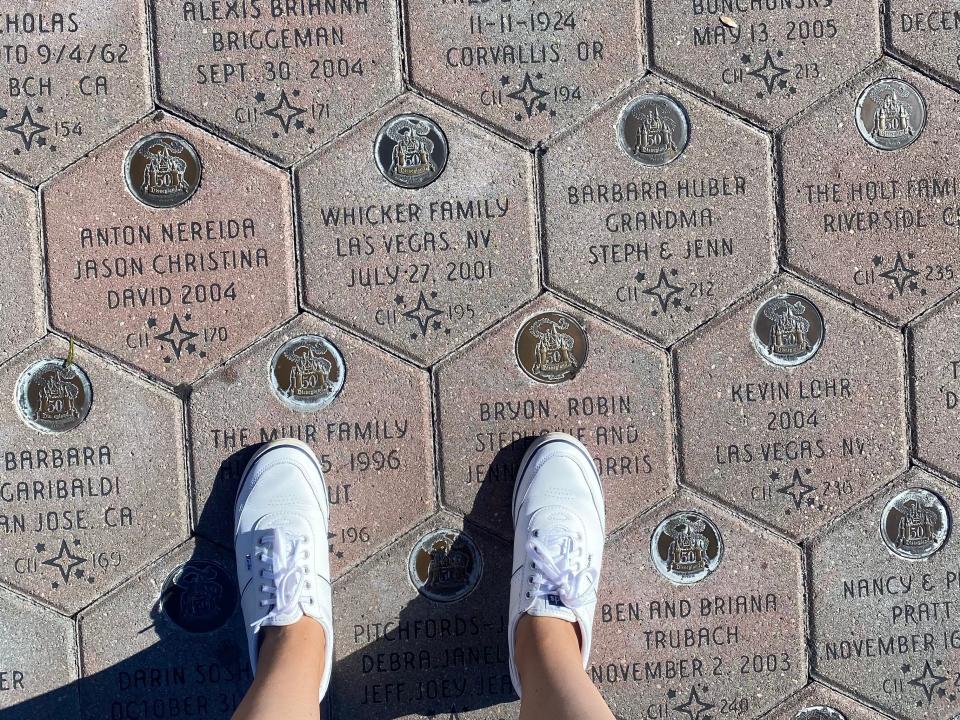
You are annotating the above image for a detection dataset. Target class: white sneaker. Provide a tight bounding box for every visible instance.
[234,439,333,701]
[508,432,605,697]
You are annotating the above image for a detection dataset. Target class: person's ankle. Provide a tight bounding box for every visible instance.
[515,614,581,663]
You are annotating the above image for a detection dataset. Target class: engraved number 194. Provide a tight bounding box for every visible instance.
[554,85,582,102]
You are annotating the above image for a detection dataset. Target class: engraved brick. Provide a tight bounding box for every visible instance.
[331,512,518,718]
[911,291,960,481]
[297,94,538,366]
[78,539,251,720]
[0,1,150,184]
[650,0,880,127]
[151,0,401,165]
[590,492,807,718]
[675,275,908,541]
[542,77,776,345]
[782,60,960,325]
[42,112,297,384]
[0,335,188,614]
[762,682,891,719]
[190,313,435,578]
[809,469,960,719]
[887,0,960,89]
[404,0,641,147]
[435,294,674,538]
[0,176,43,363]
[0,586,79,719]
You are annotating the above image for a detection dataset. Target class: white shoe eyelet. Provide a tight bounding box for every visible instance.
[525,592,531,598]
[532,529,539,537]
[528,576,534,583]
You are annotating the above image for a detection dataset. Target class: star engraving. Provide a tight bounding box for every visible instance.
[776,468,816,510]
[42,539,87,584]
[154,314,199,360]
[745,50,790,96]
[507,72,550,119]
[643,268,685,314]
[673,687,715,720]
[909,660,947,703]
[5,106,49,151]
[264,90,306,134]
[402,291,443,337]
[880,251,920,297]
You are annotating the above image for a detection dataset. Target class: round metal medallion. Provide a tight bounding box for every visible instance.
[794,708,847,720]
[752,293,825,367]
[124,132,202,208]
[408,529,482,603]
[515,311,588,384]
[270,335,345,412]
[880,488,950,560]
[617,94,690,166]
[374,114,448,189]
[160,560,237,634]
[15,358,93,433]
[855,78,926,152]
[651,511,724,585]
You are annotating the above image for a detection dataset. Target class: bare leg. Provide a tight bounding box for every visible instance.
[515,615,615,720]
[232,618,326,720]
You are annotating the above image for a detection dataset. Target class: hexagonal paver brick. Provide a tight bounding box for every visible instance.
[0,176,43,364]
[675,275,908,541]
[435,294,674,538]
[590,493,807,719]
[782,60,960,325]
[0,1,150,184]
[297,94,538,366]
[809,469,960,719]
[191,313,435,578]
[331,511,518,718]
[151,0,401,165]
[0,336,188,613]
[542,77,776,346]
[761,682,891,719]
[912,291,960,481]
[649,0,880,128]
[42,112,297,384]
[78,539,251,720]
[404,0,640,147]
[0,586,79,719]
[887,1,960,88]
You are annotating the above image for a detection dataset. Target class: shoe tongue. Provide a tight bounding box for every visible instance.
[530,507,585,552]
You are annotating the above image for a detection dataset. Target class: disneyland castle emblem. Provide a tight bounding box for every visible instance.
[651,511,724,585]
[160,560,238,634]
[515,311,589,384]
[855,78,926,152]
[752,293,825,367]
[124,132,202,208]
[794,707,848,720]
[270,335,345,412]
[617,93,690,167]
[408,529,483,603]
[374,113,449,190]
[880,488,951,560]
[16,358,93,433]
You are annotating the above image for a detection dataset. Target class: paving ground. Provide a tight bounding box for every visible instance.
[1,1,960,719]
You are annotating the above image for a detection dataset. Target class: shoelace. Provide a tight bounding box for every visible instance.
[526,530,598,609]
[250,528,314,634]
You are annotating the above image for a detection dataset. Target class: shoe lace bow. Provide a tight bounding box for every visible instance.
[250,528,313,633]
[526,531,598,610]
